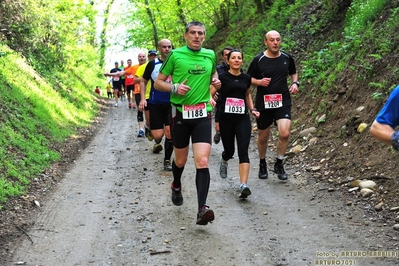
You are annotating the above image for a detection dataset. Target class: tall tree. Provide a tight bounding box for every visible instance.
[144,0,159,48]
[176,0,188,26]
[123,0,229,49]
[99,0,115,69]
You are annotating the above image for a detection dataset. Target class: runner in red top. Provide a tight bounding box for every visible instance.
[124,59,135,109]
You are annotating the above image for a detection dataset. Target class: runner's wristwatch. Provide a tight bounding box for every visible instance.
[292,81,300,87]
[392,131,399,151]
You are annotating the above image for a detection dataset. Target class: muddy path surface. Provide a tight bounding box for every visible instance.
[6,99,399,266]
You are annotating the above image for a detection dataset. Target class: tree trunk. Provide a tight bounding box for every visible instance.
[145,0,158,48]
[99,0,114,69]
[176,0,187,27]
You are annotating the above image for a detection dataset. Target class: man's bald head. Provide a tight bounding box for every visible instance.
[265,30,280,41]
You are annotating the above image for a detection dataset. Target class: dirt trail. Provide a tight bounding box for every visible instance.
[7,99,399,266]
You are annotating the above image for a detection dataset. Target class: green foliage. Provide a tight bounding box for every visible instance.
[301,41,347,90]
[369,82,385,89]
[0,41,99,207]
[371,91,383,100]
[344,0,389,37]
[262,0,395,97]
[369,54,382,60]
[121,0,225,49]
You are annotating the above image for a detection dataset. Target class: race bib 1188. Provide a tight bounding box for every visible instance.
[182,103,207,119]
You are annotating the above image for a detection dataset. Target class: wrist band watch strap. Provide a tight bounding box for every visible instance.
[391,131,399,151]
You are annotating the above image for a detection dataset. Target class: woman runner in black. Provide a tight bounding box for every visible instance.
[212,50,260,198]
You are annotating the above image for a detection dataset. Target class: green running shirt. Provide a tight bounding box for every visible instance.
[159,46,216,112]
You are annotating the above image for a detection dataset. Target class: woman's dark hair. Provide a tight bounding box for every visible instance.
[227,49,243,61]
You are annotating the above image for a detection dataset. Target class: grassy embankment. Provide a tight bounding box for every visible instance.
[0,45,104,209]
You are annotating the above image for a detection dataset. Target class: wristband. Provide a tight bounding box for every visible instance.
[392,131,399,151]
[171,83,180,94]
[292,81,300,87]
[250,108,257,112]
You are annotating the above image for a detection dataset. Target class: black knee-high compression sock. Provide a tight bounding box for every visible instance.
[172,160,184,188]
[195,168,210,210]
[164,138,173,161]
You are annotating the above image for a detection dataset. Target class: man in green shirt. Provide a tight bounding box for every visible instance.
[155,21,221,225]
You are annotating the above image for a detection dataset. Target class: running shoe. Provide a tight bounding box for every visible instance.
[239,184,252,199]
[147,131,154,141]
[273,162,288,181]
[171,184,183,206]
[164,160,172,171]
[196,205,214,225]
[132,102,137,109]
[258,162,268,179]
[114,102,118,107]
[145,127,154,141]
[219,157,228,179]
[128,103,132,109]
[153,143,163,153]
[213,132,221,144]
[138,129,144,137]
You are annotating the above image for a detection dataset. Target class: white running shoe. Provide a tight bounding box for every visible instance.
[239,184,251,199]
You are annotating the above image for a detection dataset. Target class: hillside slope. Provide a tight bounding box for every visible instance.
[291,1,399,212]
[209,0,399,222]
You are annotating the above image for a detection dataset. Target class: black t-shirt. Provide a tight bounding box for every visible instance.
[216,62,229,75]
[110,67,122,87]
[143,58,170,104]
[247,51,296,110]
[218,71,252,115]
[215,62,230,104]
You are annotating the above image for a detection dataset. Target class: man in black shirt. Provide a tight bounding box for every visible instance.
[247,30,299,181]
[110,62,122,107]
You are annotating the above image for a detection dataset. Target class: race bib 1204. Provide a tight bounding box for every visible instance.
[263,94,282,109]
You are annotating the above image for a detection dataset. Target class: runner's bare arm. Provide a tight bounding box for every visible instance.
[104,70,126,77]
[134,75,142,84]
[289,73,299,94]
[211,71,221,90]
[210,84,218,97]
[370,120,395,145]
[290,73,299,84]
[251,77,271,87]
[139,78,148,111]
[154,73,190,95]
[246,87,260,118]
[209,84,217,107]
[154,72,170,92]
